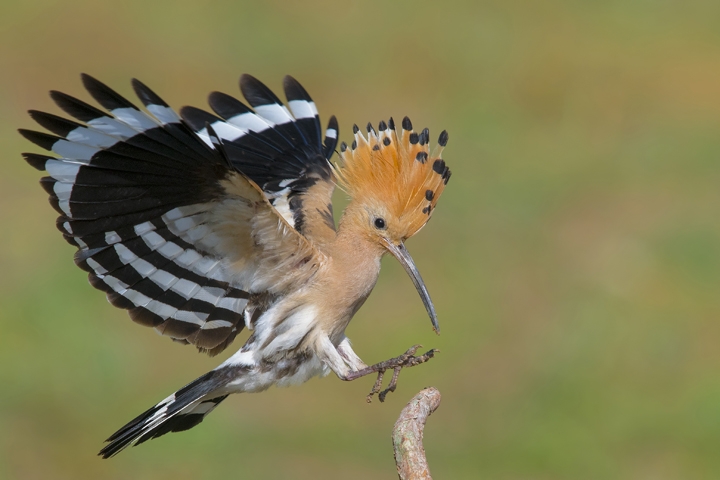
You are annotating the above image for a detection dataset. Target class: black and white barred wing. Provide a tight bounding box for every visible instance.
[180,74,340,245]
[20,75,321,356]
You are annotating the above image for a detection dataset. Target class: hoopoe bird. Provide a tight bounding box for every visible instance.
[19,74,451,458]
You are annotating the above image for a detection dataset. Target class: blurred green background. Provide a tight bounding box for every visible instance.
[1,1,719,478]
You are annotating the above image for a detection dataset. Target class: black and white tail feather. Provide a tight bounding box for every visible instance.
[99,365,244,458]
[21,74,339,456]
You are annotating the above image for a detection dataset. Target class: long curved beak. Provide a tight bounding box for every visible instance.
[383,240,440,334]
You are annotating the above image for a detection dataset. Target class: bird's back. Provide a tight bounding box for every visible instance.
[21,74,340,357]
[20,73,451,458]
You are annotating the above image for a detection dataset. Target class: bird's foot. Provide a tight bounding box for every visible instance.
[345,345,438,403]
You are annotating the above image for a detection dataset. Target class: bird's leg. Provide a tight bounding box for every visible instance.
[337,337,368,371]
[344,345,438,403]
[367,369,386,399]
[378,367,401,402]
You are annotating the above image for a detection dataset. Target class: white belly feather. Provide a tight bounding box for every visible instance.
[220,302,329,393]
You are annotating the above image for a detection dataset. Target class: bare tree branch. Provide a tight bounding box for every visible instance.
[392,387,441,480]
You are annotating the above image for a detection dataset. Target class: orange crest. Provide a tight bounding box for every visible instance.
[332,117,451,238]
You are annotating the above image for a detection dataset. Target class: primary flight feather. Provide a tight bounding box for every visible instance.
[20,74,451,457]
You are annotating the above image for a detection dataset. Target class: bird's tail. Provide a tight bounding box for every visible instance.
[99,365,245,458]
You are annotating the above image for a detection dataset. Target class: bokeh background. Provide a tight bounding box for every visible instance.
[1,1,719,478]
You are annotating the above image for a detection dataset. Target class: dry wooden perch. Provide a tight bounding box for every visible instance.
[392,387,442,480]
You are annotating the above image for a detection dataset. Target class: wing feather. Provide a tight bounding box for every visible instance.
[22,75,328,355]
[180,76,339,242]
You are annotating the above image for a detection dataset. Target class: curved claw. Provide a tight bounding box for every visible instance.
[358,346,438,403]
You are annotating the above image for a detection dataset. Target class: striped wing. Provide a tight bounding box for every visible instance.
[20,74,323,356]
[180,74,339,245]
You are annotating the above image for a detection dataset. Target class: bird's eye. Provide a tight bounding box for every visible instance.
[374,217,386,230]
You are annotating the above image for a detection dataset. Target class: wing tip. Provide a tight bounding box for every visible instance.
[282,75,312,102]
[131,78,170,108]
[323,116,339,160]
[19,128,58,151]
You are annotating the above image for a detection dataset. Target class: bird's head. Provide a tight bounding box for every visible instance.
[333,117,451,333]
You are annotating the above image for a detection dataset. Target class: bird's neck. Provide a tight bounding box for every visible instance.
[301,202,383,342]
[332,201,385,294]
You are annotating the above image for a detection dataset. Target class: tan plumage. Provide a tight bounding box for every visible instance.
[20,74,450,457]
[215,171,324,295]
[333,121,450,239]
